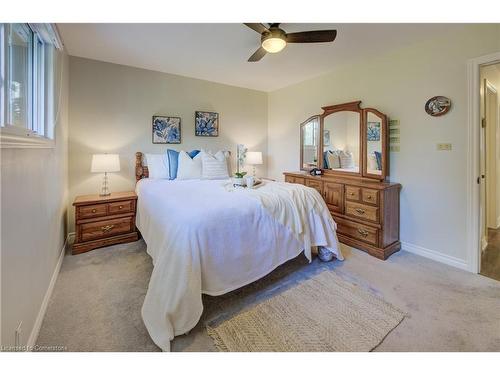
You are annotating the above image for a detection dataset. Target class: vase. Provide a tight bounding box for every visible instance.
[232,177,245,186]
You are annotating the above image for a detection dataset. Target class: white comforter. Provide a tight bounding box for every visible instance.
[136,178,343,351]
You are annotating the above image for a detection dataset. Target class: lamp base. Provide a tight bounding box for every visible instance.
[99,172,111,196]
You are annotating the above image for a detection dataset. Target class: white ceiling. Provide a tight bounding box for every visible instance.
[58,23,465,92]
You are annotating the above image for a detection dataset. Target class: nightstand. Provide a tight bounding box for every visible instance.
[72,191,139,255]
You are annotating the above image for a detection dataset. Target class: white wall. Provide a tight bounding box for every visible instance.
[1,53,69,347]
[268,24,500,265]
[68,57,268,231]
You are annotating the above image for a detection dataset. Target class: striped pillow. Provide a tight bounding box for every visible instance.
[339,150,355,169]
[327,150,341,169]
[202,150,230,179]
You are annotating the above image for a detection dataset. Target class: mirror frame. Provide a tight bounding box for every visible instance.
[362,108,388,180]
[300,115,321,171]
[319,101,364,178]
[316,100,388,181]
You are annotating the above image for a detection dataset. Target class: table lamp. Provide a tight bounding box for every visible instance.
[245,151,263,177]
[91,154,120,196]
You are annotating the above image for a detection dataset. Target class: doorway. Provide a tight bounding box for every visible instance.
[479,63,500,281]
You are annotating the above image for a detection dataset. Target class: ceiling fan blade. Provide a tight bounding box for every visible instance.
[286,30,337,43]
[244,23,269,34]
[248,47,267,62]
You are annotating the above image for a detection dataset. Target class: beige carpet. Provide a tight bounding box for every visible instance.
[207,271,405,352]
[36,241,500,351]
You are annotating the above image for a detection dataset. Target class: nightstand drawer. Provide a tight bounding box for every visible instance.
[80,217,134,242]
[108,200,135,215]
[78,203,107,220]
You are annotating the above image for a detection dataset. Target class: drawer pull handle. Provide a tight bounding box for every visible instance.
[357,228,369,237]
[101,225,115,233]
[367,195,372,199]
[92,209,97,213]
[355,208,366,214]
[350,192,355,196]
[119,205,123,209]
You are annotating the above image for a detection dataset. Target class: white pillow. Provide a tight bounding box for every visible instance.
[145,153,170,179]
[339,150,355,169]
[176,151,202,180]
[202,150,229,179]
[368,153,378,171]
[327,150,341,169]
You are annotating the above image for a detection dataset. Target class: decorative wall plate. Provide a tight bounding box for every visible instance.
[425,96,451,117]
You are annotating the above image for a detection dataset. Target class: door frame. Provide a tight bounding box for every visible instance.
[466,51,500,273]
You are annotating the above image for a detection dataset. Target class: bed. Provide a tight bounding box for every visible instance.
[134,152,343,351]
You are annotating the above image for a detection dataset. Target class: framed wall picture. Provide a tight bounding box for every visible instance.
[152,116,181,144]
[323,129,331,146]
[195,111,219,137]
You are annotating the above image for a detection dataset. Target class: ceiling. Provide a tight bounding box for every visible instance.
[58,23,465,92]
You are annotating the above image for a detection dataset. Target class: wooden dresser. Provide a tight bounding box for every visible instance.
[284,172,401,260]
[72,191,139,255]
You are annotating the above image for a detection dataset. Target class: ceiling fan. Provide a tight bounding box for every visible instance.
[244,23,337,62]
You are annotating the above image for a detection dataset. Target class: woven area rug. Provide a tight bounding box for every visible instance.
[207,271,405,352]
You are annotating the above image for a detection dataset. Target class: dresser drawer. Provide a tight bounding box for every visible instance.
[345,185,361,201]
[361,188,379,206]
[80,217,135,242]
[305,179,323,194]
[285,176,305,185]
[108,200,135,215]
[77,203,107,220]
[345,201,379,223]
[336,217,379,246]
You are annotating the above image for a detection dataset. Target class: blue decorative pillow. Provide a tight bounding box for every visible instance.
[167,149,200,179]
[323,151,330,169]
[374,151,382,171]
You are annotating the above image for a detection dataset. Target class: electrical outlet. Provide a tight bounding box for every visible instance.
[437,143,452,151]
[15,321,22,347]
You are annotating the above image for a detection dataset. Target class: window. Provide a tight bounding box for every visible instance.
[0,23,62,147]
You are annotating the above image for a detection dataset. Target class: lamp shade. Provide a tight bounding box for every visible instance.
[91,154,120,173]
[246,151,263,165]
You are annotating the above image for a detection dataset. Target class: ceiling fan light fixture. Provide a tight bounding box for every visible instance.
[262,36,286,53]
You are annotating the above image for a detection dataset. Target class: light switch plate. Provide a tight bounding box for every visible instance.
[437,143,452,151]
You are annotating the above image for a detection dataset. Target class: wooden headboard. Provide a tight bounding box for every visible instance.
[135,152,149,181]
[135,150,233,182]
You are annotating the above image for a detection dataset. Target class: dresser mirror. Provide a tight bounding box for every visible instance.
[364,109,387,178]
[322,110,361,175]
[299,101,388,180]
[300,116,320,170]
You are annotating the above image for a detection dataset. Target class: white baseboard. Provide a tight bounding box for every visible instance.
[26,233,72,350]
[401,241,469,271]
